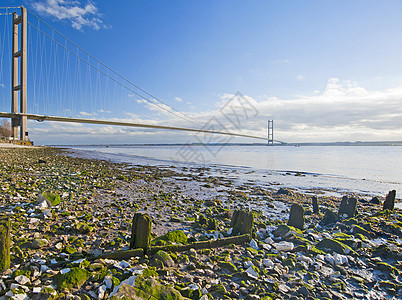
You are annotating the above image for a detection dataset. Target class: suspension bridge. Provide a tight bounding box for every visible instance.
[0,6,284,145]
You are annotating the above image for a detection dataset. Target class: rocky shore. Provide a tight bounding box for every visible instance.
[0,147,401,299]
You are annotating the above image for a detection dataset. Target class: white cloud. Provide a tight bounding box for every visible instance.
[27,78,402,144]
[79,111,97,116]
[32,0,106,31]
[175,97,183,103]
[296,75,304,81]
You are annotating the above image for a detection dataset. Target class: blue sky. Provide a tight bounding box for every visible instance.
[1,0,402,144]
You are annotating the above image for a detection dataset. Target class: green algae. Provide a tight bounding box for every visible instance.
[152,230,187,246]
[55,267,89,291]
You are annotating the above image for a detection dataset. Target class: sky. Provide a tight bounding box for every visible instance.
[1,0,402,144]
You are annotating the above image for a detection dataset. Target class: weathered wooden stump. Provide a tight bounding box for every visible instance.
[312,196,319,214]
[383,190,396,210]
[0,217,10,272]
[231,210,253,235]
[338,196,357,218]
[130,213,152,252]
[287,203,304,230]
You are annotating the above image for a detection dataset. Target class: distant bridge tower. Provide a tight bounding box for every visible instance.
[267,120,274,145]
[11,7,28,141]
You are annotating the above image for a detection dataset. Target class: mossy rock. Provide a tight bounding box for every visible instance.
[134,275,187,299]
[55,267,89,291]
[376,262,399,276]
[63,245,77,255]
[152,250,175,268]
[351,225,375,238]
[272,225,302,239]
[42,192,61,206]
[218,261,238,273]
[152,230,187,246]
[316,238,354,255]
[75,222,94,234]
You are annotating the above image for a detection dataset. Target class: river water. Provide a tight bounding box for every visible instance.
[67,145,402,201]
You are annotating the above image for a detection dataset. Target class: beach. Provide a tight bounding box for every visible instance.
[0,146,401,299]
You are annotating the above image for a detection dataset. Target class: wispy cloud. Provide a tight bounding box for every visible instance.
[79,111,97,116]
[175,97,183,103]
[32,0,106,31]
[296,75,304,81]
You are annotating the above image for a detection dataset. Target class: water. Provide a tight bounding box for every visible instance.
[67,145,402,200]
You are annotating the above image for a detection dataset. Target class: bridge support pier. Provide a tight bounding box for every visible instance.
[11,7,28,141]
[268,120,274,145]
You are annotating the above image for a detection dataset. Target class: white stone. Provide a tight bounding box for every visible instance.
[243,260,254,268]
[60,268,71,274]
[50,259,57,264]
[333,253,348,265]
[273,241,294,252]
[262,258,274,269]
[245,266,258,280]
[109,275,137,297]
[43,209,52,218]
[227,228,233,235]
[261,243,272,251]
[32,287,41,293]
[98,284,107,299]
[325,253,335,266]
[104,276,113,290]
[264,237,274,244]
[14,275,30,285]
[29,218,40,224]
[55,242,63,250]
[10,283,29,292]
[249,239,259,250]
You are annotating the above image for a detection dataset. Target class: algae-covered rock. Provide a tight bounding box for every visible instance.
[55,267,89,291]
[320,210,340,225]
[218,261,238,273]
[316,238,352,255]
[111,276,186,299]
[75,222,94,234]
[152,230,187,246]
[272,225,302,239]
[152,250,175,268]
[42,192,61,206]
[31,238,48,249]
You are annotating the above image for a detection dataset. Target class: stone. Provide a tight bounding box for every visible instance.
[152,250,174,268]
[273,241,294,252]
[55,267,89,291]
[316,238,351,255]
[31,238,49,249]
[230,210,254,235]
[272,224,302,239]
[370,196,380,204]
[383,190,396,210]
[320,210,340,226]
[276,188,291,195]
[312,196,319,214]
[151,230,187,246]
[130,213,152,252]
[287,203,304,230]
[338,196,357,218]
[0,216,10,271]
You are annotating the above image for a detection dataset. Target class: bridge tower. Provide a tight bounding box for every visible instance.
[267,120,274,145]
[11,7,28,141]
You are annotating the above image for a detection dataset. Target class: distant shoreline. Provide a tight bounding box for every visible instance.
[49,141,402,147]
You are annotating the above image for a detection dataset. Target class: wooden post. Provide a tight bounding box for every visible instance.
[383,190,396,211]
[231,210,253,235]
[130,213,152,253]
[0,217,10,271]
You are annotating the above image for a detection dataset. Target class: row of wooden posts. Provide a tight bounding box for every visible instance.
[0,190,396,270]
[0,210,255,271]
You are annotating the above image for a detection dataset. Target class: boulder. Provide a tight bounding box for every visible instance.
[370,196,380,204]
[316,238,351,255]
[320,210,340,226]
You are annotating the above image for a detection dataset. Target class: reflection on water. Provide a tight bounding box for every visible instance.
[68,145,402,198]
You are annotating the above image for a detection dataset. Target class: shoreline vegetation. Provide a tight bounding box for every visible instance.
[0,147,401,299]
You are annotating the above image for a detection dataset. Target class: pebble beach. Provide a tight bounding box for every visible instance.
[0,146,401,299]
